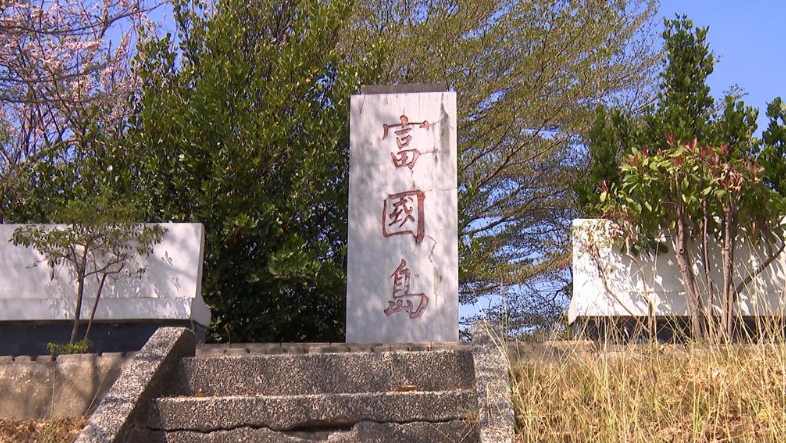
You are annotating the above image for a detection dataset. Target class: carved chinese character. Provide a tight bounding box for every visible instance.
[382,190,425,244]
[382,115,429,169]
[390,149,421,169]
[384,259,429,318]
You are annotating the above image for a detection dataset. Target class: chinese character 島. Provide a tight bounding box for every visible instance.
[384,259,429,318]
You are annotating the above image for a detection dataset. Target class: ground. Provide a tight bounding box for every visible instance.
[0,418,84,443]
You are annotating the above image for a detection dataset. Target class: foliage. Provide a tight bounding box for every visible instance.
[577,16,786,341]
[1,0,661,340]
[47,339,90,356]
[346,0,660,331]
[12,200,165,344]
[760,98,786,197]
[575,105,635,217]
[112,0,382,342]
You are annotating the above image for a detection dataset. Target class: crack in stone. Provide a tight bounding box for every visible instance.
[425,235,442,297]
[146,417,469,435]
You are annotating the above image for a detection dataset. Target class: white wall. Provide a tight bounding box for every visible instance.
[570,219,786,324]
[0,223,210,327]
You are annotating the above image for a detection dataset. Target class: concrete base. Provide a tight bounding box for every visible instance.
[150,391,476,432]
[67,330,512,442]
[0,321,205,357]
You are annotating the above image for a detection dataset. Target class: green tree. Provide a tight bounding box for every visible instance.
[760,98,786,197]
[346,0,660,330]
[575,105,637,217]
[113,0,381,342]
[578,16,786,341]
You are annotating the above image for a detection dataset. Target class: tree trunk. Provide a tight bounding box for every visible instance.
[70,266,87,344]
[674,213,703,339]
[700,200,718,338]
[721,208,736,340]
[84,273,109,343]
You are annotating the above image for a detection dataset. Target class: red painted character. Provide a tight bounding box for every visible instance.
[382,190,425,244]
[382,115,429,169]
[384,259,429,318]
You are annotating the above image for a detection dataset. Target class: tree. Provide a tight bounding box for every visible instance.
[345,0,660,331]
[577,16,786,341]
[574,105,635,217]
[760,98,786,198]
[3,0,661,340]
[109,0,382,342]
[11,200,165,345]
[0,0,155,223]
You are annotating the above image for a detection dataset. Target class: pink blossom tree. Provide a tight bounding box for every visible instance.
[0,0,158,221]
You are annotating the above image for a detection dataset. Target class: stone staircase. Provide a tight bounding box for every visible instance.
[142,344,480,442]
[76,326,513,443]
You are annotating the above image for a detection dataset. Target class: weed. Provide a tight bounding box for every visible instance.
[47,339,90,357]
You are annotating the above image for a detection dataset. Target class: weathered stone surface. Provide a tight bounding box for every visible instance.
[0,353,130,419]
[361,83,447,95]
[150,391,476,432]
[138,420,477,443]
[472,321,514,443]
[174,349,475,396]
[194,341,470,356]
[75,327,196,443]
[346,90,459,343]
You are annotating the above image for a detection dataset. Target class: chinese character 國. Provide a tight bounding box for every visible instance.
[382,190,425,244]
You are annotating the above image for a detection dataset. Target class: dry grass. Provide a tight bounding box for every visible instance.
[0,417,85,443]
[511,341,786,442]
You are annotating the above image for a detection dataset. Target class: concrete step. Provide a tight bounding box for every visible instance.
[137,420,478,442]
[172,349,475,396]
[195,342,470,356]
[149,391,478,433]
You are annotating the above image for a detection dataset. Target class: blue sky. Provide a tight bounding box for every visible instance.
[659,1,786,134]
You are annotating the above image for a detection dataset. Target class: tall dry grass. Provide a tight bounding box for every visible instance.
[511,339,786,442]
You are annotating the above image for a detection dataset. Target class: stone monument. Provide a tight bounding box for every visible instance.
[346,84,458,343]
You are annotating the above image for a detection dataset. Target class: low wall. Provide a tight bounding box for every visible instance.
[0,223,210,325]
[0,352,132,419]
[0,223,211,354]
[570,219,786,324]
[0,321,206,356]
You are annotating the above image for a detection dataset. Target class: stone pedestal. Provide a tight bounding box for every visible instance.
[346,86,458,343]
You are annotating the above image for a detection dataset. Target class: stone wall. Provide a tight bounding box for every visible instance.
[0,352,132,419]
